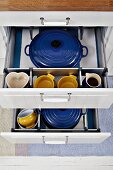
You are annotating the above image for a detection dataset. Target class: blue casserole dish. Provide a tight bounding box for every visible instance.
[25,29,88,68]
[41,109,82,129]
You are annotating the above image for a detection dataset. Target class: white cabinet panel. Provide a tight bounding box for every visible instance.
[0,58,5,75]
[104,27,112,45]
[105,27,113,75]
[0,27,8,75]
[0,88,113,108]
[0,157,113,170]
[1,132,110,144]
[105,43,113,64]
[0,27,6,57]
[105,28,113,46]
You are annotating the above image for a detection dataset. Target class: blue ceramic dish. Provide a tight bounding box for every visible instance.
[25,29,88,68]
[41,109,82,129]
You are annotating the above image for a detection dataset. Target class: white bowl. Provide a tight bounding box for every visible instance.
[5,72,29,88]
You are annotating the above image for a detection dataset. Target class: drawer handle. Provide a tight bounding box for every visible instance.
[42,136,68,144]
[44,140,65,144]
[40,17,70,26]
[40,93,71,103]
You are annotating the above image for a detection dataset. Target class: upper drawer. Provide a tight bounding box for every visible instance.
[0,12,113,26]
[0,27,113,109]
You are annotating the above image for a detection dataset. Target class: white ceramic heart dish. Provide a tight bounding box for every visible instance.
[5,72,29,88]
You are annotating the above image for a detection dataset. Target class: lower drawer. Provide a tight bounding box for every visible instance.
[0,109,111,144]
[1,132,110,144]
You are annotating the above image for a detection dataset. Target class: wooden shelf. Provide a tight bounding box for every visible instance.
[0,0,113,11]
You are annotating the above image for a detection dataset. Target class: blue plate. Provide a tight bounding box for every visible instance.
[41,109,82,129]
[25,29,88,68]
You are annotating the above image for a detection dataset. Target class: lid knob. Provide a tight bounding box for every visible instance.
[51,40,61,48]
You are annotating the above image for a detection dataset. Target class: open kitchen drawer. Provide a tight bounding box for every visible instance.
[0,109,111,144]
[0,26,113,109]
[1,67,112,108]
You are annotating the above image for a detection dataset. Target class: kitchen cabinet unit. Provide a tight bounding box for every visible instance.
[0,4,113,144]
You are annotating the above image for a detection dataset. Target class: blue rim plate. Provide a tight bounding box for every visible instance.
[25,29,88,68]
[41,109,82,129]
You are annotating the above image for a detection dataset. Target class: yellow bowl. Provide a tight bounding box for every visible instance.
[57,75,78,88]
[26,122,37,129]
[17,109,38,129]
[34,74,55,88]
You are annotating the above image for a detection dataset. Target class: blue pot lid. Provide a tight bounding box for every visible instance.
[41,109,82,129]
[29,30,83,68]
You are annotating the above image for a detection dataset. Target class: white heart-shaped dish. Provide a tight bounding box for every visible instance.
[6,72,29,88]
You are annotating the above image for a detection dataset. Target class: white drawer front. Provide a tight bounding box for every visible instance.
[0,12,113,26]
[0,133,43,144]
[0,89,113,108]
[1,132,110,144]
[67,133,111,144]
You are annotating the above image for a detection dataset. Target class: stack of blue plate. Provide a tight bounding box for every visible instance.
[41,109,82,129]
